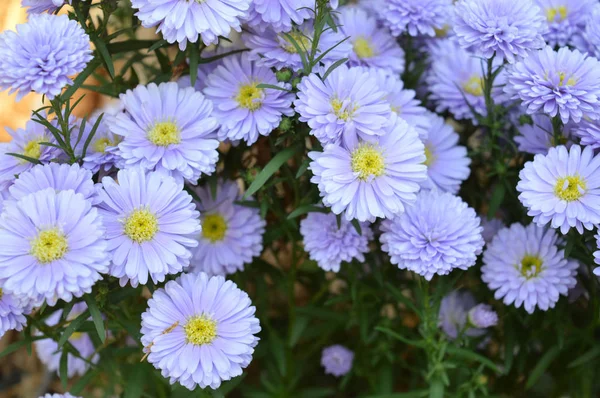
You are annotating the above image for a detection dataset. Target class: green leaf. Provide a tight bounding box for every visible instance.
[60,350,69,389]
[84,295,106,344]
[289,315,310,347]
[92,35,115,78]
[106,40,159,54]
[58,310,90,348]
[296,159,310,178]
[568,345,600,368]
[322,58,348,80]
[282,32,310,72]
[0,336,44,359]
[446,346,501,373]
[375,326,427,348]
[525,345,560,390]
[351,219,362,235]
[487,183,505,220]
[70,369,99,395]
[62,58,102,100]
[81,113,104,159]
[188,44,200,87]
[256,83,292,92]
[147,39,169,53]
[124,364,145,398]
[429,378,445,398]
[6,153,42,165]
[365,392,429,398]
[287,205,328,220]
[243,146,297,199]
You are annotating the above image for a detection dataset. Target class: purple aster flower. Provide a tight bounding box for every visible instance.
[0,14,92,100]
[468,304,498,328]
[309,119,427,222]
[39,394,81,398]
[21,0,66,14]
[482,223,578,313]
[517,145,600,234]
[131,0,251,49]
[82,113,124,173]
[426,39,505,122]
[338,7,405,75]
[481,217,505,244]
[245,0,313,33]
[321,345,354,377]
[111,82,219,184]
[0,189,108,305]
[295,64,392,148]
[453,0,545,63]
[438,291,486,339]
[572,4,600,59]
[0,118,58,185]
[300,212,373,272]
[98,169,200,287]
[381,0,453,37]
[189,179,265,276]
[203,53,295,145]
[242,22,351,72]
[34,303,99,378]
[141,272,261,390]
[504,46,600,124]
[515,114,574,155]
[380,190,484,281]
[0,288,32,337]
[420,114,471,194]
[535,0,597,47]
[571,118,600,149]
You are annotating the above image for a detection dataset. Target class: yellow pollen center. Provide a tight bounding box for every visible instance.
[124,209,159,243]
[424,146,435,166]
[30,229,68,264]
[519,255,543,278]
[558,72,576,87]
[184,315,217,346]
[546,6,567,22]
[236,83,264,111]
[554,175,586,202]
[463,75,484,96]
[353,37,375,59]
[148,122,181,147]
[331,98,356,121]
[202,213,228,243]
[0,288,3,300]
[282,32,311,53]
[70,332,84,341]
[434,25,451,38]
[23,140,42,161]
[93,137,116,153]
[351,144,385,181]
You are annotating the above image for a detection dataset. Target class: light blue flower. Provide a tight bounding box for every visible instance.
[381,0,453,37]
[321,345,354,377]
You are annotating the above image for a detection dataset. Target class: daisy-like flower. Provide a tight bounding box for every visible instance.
[8,163,98,205]
[0,189,108,305]
[573,5,600,59]
[321,345,354,377]
[426,39,505,122]
[203,53,295,146]
[380,190,484,281]
[420,114,471,194]
[453,0,545,63]
[300,212,373,272]
[39,394,81,398]
[98,169,200,287]
[34,303,99,378]
[517,145,600,234]
[141,272,261,390]
[131,0,251,49]
[338,7,405,75]
[82,113,124,173]
[438,291,486,339]
[468,304,498,328]
[515,114,574,155]
[189,180,265,276]
[534,0,597,47]
[245,0,313,33]
[21,0,67,14]
[309,118,427,222]
[0,119,58,185]
[482,223,578,313]
[381,0,454,37]
[0,288,32,337]
[111,82,219,184]
[295,64,392,147]
[0,14,92,100]
[571,118,600,149]
[481,217,505,244]
[504,46,600,124]
[242,22,351,72]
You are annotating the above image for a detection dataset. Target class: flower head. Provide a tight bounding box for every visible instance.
[468,304,498,328]
[438,291,487,339]
[0,288,32,337]
[21,0,66,14]
[189,180,265,276]
[300,212,372,272]
[571,118,600,149]
[245,0,313,33]
[321,345,354,377]
[295,64,392,148]
[0,14,92,100]
[141,272,261,390]
[573,4,600,59]
[380,190,484,281]
[309,119,427,222]
[517,145,600,234]
[516,114,574,155]
[111,82,219,184]
[203,53,295,145]
[381,0,453,37]
[453,0,545,63]
[535,0,597,47]
[0,189,108,305]
[131,0,251,49]
[39,394,81,398]
[482,223,578,313]
[504,46,600,124]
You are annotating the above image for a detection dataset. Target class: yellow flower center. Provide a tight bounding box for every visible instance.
[554,175,586,202]
[424,146,435,167]
[93,137,119,153]
[236,83,264,111]
[434,24,451,38]
[23,140,42,161]
[148,122,181,147]
[70,332,84,341]
[124,209,159,243]
[353,37,375,59]
[184,315,217,346]
[30,229,68,264]
[282,32,311,53]
[558,72,576,87]
[202,213,228,243]
[463,75,484,96]
[331,98,356,121]
[546,5,567,22]
[519,255,543,278]
[351,144,385,181]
